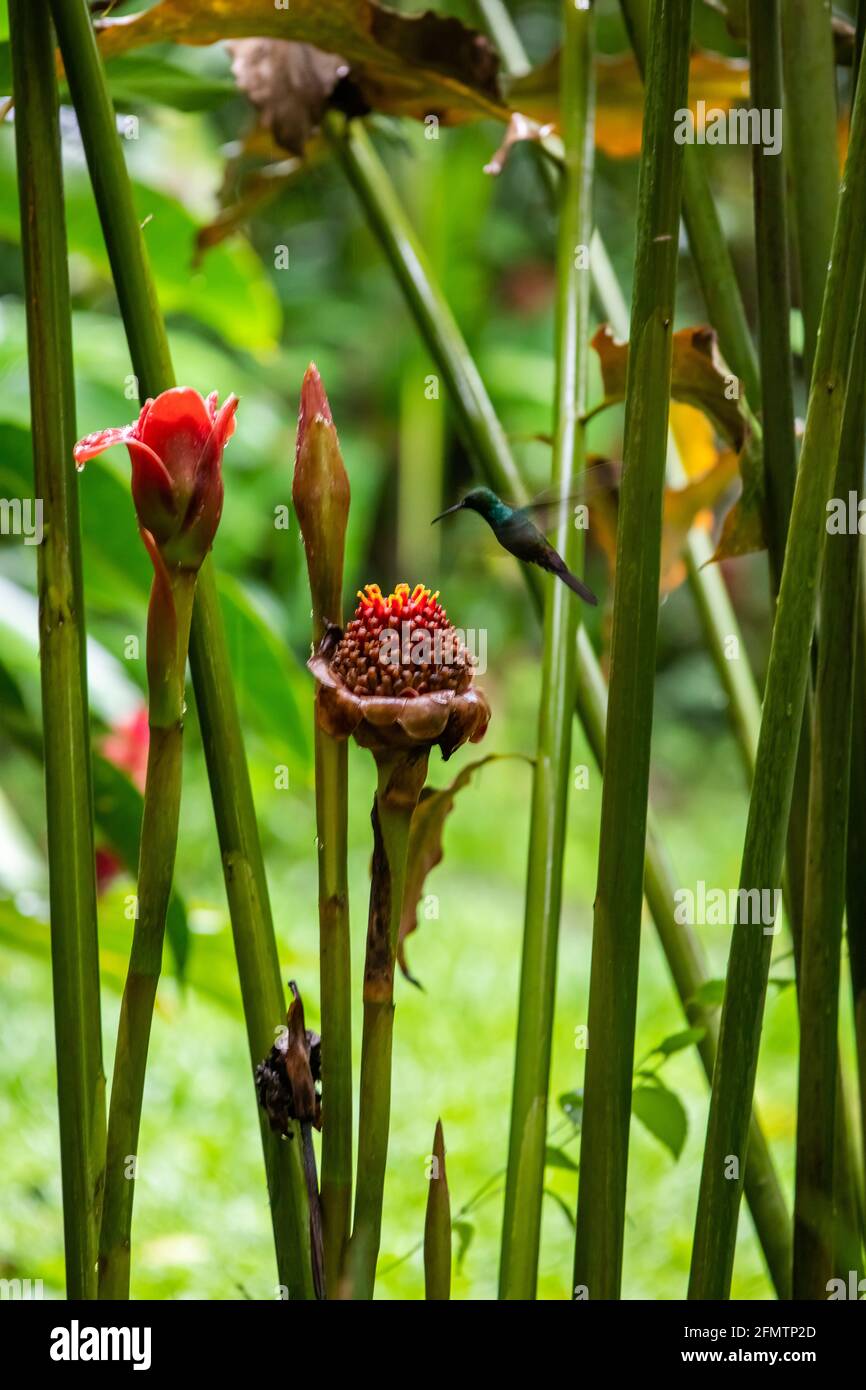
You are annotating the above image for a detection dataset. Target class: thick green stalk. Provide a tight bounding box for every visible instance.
[845,0,866,1217]
[314,730,352,1293]
[748,0,797,580]
[348,750,429,1300]
[689,49,866,1301]
[499,0,594,1301]
[98,572,195,1298]
[327,111,792,1297]
[620,0,762,407]
[8,0,105,1301]
[574,0,693,1300]
[793,15,866,1293]
[781,0,839,384]
[50,0,315,1299]
[575,631,792,1298]
[794,345,863,1295]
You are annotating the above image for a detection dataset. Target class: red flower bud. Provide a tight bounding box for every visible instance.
[74,387,238,571]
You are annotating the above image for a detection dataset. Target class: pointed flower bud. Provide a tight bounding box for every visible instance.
[309,582,490,760]
[292,364,350,634]
[74,387,238,571]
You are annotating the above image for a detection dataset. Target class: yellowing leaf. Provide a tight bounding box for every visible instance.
[589,324,749,451]
[90,0,506,124]
[509,49,749,158]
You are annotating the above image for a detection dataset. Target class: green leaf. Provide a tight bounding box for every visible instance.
[452,1219,474,1274]
[631,1081,688,1160]
[647,1026,707,1060]
[558,1090,583,1129]
[543,1187,576,1230]
[544,1144,579,1173]
[687,978,726,1010]
[0,139,280,354]
[216,572,309,765]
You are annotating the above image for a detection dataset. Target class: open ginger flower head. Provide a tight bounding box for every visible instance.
[74,387,238,571]
[309,582,490,760]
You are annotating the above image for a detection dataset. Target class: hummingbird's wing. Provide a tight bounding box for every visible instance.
[511,458,622,535]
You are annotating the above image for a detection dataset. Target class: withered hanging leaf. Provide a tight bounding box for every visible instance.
[227,40,347,155]
[90,0,506,124]
[255,980,322,1136]
[589,450,740,596]
[508,49,749,159]
[706,434,768,565]
[589,324,749,451]
[398,754,521,985]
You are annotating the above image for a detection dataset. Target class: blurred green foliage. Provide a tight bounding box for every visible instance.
[1,0,858,1300]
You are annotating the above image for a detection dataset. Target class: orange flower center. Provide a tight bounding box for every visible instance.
[331,583,475,697]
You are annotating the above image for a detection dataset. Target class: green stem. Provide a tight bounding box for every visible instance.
[315,727,352,1293]
[499,0,595,1301]
[327,110,791,1300]
[574,0,693,1301]
[689,40,866,1301]
[98,571,195,1299]
[576,630,793,1298]
[348,749,429,1299]
[781,0,840,385]
[8,0,105,1301]
[620,0,762,407]
[793,79,866,1311]
[50,0,315,1299]
[748,0,797,582]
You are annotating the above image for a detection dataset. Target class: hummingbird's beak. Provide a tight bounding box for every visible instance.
[431,501,464,524]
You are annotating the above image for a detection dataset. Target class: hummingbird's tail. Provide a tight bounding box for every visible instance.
[558,565,599,605]
[542,550,598,605]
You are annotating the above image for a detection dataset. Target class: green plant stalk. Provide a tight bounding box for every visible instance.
[50,0,315,1299]
[424,1119,451,1300]
[499,0,595,1301]
[619,0,762,407]
[748,0,797,580]
[575,629,792,1298]
[793,337,863,1294]
[843,0,866,1229]
[8,0,105,1301]
[98,570,195,1298]
[689,49,866,1301]
[326,110,792,1296]
[781,0,840,385]
[314,729,352,1293]
[574,0,693,1300]
[348,749,430,1299]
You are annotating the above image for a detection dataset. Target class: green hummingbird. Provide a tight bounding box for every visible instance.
[432,486,598,606]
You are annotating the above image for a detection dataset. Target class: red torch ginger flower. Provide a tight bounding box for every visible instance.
[74,387,238,571]
[310,582,490,759]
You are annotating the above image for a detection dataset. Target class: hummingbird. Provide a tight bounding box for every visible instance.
[432,486,598,605]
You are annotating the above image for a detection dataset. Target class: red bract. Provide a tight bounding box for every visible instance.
[74,387,238,570]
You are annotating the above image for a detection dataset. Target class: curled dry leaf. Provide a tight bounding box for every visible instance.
[255,981,322,1135]
[90,0,505,125]
[589,324,749,452]
[227,39,349,156]
[508,49,749,158]
[398,754,520,984]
